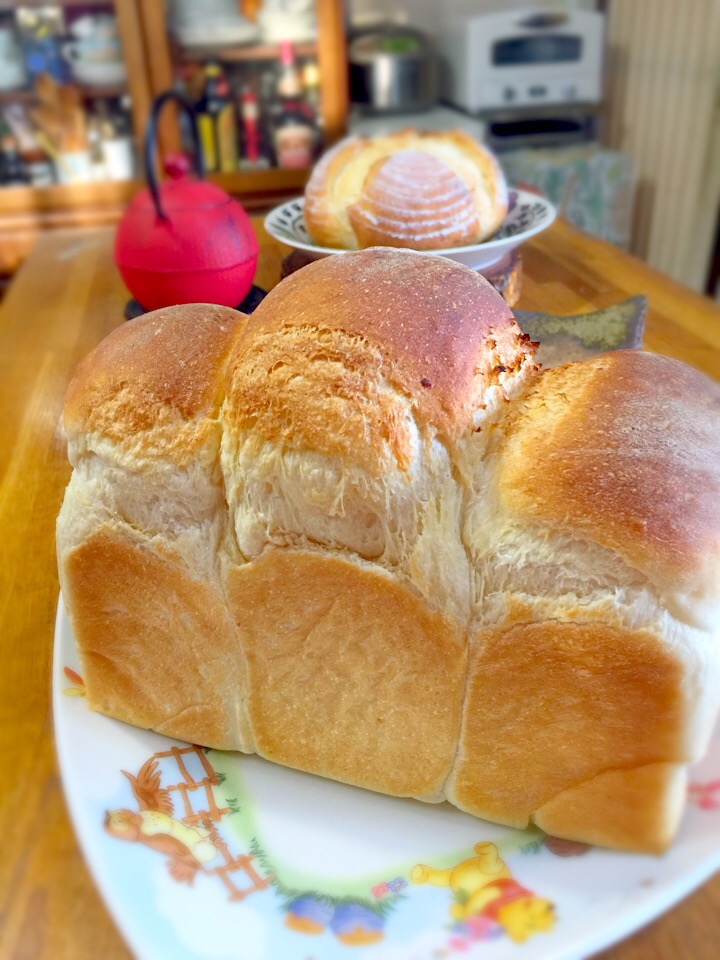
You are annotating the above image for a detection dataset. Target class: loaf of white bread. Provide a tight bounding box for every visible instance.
[304,130,508,250]
[57,248,720,854]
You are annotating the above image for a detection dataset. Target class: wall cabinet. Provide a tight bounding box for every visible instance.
[0,0,348,275]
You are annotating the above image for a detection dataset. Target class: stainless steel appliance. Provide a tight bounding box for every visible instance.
[349,25,438,115]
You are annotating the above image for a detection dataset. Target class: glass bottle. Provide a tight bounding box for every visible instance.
[271,42,316,169]
[196,61,239,173]
[301,59,322,123]
[239,88,271,170]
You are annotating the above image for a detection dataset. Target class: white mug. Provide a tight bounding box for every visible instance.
[101,137,135,181]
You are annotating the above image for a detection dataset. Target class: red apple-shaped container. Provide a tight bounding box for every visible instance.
[115,91,258,311]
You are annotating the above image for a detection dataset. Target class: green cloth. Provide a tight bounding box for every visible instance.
[501,145,634,249]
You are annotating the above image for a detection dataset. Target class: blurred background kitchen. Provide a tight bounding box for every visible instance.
[0,0,717,300]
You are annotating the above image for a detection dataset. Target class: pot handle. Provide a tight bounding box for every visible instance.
[145,90,205,221]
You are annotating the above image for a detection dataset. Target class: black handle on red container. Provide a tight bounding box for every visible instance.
[144,90,205,221]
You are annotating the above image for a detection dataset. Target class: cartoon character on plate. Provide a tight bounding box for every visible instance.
[285,897,387,945]
[99,736,551,947]
[105,757,219,883]
[412,842,555,943]
[105,751,272,903]
[102,744,393,930]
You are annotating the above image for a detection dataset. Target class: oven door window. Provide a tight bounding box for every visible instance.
[493,35,582,65]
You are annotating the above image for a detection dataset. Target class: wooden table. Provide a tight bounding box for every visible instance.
[1,218,719,960]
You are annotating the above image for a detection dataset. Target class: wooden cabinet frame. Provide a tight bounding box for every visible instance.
[0,0,348,276]
[136,0,348,200]
[0,0,151,273]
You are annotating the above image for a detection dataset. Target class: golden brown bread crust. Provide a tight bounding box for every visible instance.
[58,302,255,752]
[225,549,467,799]
[496,351,720,627]
[448,619,686,850]
[62,527,250,750]
[532,763,687,853]
[64,303,246,464]
[303,136,371,249]
[56,251,720,853]
[304,130,508,250]
[225,247,535,456]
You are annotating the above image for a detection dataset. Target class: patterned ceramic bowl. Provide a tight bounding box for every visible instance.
[264,188,557,272]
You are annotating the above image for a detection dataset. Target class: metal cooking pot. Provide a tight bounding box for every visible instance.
[349,25,437,114]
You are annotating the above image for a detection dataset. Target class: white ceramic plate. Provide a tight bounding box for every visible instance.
[264,189,556,271]
[70,59,127,86]
[54,594,720,960]
[170,21,260,48]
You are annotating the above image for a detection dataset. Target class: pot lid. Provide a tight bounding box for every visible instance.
[349,26,432,62]
[130,156,233,214]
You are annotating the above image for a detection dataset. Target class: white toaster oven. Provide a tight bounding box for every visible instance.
[436,8,605,114]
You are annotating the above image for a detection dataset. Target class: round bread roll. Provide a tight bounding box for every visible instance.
[303,130,508,250]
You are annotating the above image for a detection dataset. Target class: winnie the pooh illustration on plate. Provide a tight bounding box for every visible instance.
[412,842,556,943]
[97,738,556,953]
[55,603,720,960]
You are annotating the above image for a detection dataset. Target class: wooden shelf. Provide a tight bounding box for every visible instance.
[177,41,317,64]
[74,83,127,100]
[0,178,139,212]
[0,88,35,104]
[0,169,306,213]
[0,0,113,9]
[0,83,127,104]
[212,168,309,194]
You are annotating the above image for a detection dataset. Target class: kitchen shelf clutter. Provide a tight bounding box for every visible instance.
[0,0,348,275]
[0,2,139,189]
[0,0,113,8]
